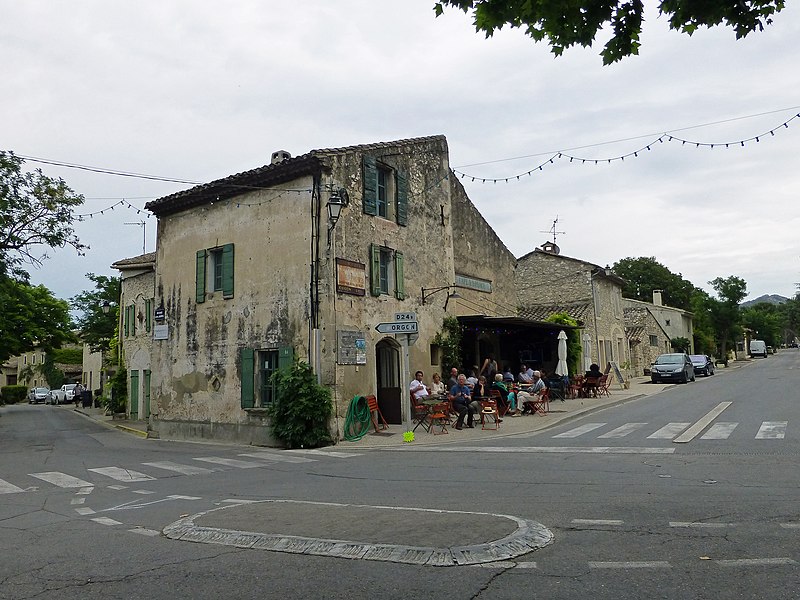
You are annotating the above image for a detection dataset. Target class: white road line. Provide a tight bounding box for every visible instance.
[0,478,25,494]
[589,561,671,569]
[553,423,607,438]
[715,558,796,567]
[30,472,92,488]
[221,498,261,504]
[474,561,516,568]
[129,528,161,537]
[780,523,800,529]
[598,423,648,438]
[669,522,734,528]
[647,423,691,439]
[403,446,676,454]
[88,467,156,482]
[512,562,538,569]
[77,487,94,495]
[132,489,156,495]
[700,422,738,439]
[755,421,788,439]
[107,484,127,490]
[238,452,315,464]
[70,498,86,505]
[91,517,123,526]
[142,461,214,475]
[193,457,263,469]
[572,519,624,526]
[673,402,732,443]
[75,507,96,515]
[285,449,363,458]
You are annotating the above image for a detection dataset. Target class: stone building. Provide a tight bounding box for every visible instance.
[142,135,561,445]
[647,290,694,353]
[111,252,156,420]
[516,243,629,371]
[623,301,672,376]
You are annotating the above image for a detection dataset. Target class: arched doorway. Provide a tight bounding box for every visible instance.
[376,338,402,424]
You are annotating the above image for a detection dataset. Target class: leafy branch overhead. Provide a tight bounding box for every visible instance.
[434,0,785,64]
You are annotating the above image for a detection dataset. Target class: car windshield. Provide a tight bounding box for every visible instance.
[689,355,706,362]
[35,388,48,393]
[655,354,685,365]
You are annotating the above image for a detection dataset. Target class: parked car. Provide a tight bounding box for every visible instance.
[650,353,695,384]
[50,383,78,404]
[749,339,767,358]
[28,387,52,404]
[689,354,715,377]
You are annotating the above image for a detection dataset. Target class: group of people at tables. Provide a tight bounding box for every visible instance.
[409,362,549,430]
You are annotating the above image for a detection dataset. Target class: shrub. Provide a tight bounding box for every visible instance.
[103,366,127,413]
[269,360,333,449]
[1,385,28,404]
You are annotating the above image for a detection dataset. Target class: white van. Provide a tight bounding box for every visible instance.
[750,340,767,358]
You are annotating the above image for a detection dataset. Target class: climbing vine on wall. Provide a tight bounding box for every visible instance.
[433,316,463,372]
[544,312,581,376]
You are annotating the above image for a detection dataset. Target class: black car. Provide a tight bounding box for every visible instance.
[689,354,715,377]
[650,353,695,384]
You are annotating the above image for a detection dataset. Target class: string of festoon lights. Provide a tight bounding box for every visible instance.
[452,112,800,184]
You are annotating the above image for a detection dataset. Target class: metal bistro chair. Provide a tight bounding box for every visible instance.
[365,394,388,433]
[411,393,431,432]
[489,389,509,418]
[480,399,500,430]
[597,375,612,397]
[428,402,451,435]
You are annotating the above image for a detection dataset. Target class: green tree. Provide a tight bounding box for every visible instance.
[434,0,786,64]
[670,336,691,353]
[0,151,86,273]
[70,273,121,353]
[741,302,783,347]
[689,289,717,354]
[0,278,73,363]
[709,275,747,362]
[544,312,581,376]
[611,256,695,310]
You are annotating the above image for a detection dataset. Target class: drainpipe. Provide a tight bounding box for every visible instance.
[590,268,600,364]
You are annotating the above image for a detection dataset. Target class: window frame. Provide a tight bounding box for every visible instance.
[196,243,235,303]
[362,156,408,226]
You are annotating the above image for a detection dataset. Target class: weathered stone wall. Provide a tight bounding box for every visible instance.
[120,269,155,419]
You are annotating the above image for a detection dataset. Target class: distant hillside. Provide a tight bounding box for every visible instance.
[741,294,789,307]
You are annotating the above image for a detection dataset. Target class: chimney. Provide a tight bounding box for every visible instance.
[653,290,663,306]
[271,150,291,165]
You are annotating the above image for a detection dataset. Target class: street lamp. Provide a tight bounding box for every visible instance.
[102,300,111,314]
[326,188,349,229]
[421,285,461,309]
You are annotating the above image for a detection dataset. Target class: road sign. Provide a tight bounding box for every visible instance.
[375,321,419,334]
[394,312,417,322]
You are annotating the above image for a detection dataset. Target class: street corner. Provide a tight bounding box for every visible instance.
[162,499,554,567]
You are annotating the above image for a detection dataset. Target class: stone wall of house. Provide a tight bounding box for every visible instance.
[120,269,155,420]
[624,304,671,376]
[149,175,316,444]
[649,304,695,353]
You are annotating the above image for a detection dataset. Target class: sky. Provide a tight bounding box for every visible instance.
[3,1,799,307]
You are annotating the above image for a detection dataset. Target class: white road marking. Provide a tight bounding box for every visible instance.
[77,487,94,495]
[129,528,161,537]
[0,478,25,494]
[30,472,92,488]
[589,561,671,569]
[142,461,214,475]
[221,498,261,504]
[572,519,624,526]
[107,485,127,490]
[193,457,263,469]
[70,498,86,505]
[780,523,800,529]
[88,467,156,482]
[104,495,202,512]
[700,422,738,439]
[755,422,788,439]
[647,423,691,439]
[474,561,516,568]
[598,423,648,438]
[285,449,363,458]
[553,423,607,438]
[91,517,123,526]
[132,489,155,495]
[673,402,732,443]
[403,446,676,454]
[669,522,734,528]
[75,507,96,515]
[512,562,538,569]
[238,452,315,464]
[715,558,796,566]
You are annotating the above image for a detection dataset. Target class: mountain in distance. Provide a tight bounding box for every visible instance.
[741,294,789,307]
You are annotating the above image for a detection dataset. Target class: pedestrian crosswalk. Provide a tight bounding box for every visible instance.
[552,421,791,441]
[0,449,361,495]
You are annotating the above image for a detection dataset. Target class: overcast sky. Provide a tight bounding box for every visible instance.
[4,1,799,307]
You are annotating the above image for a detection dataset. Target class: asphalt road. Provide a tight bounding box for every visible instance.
[2,350,799,599]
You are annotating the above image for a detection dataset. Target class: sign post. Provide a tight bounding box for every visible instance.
[375,313,418,432]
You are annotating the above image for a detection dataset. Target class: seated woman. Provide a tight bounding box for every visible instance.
[472,375,490,400]
[490,374,511,417]
[430,372,446,397]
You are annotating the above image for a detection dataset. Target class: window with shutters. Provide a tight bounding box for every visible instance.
[362,156,408,226]
[196,243,234,303]
[240,346,294,409]
[369,243,405,299]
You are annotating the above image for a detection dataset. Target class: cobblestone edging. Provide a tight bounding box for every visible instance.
[162,500,554,567]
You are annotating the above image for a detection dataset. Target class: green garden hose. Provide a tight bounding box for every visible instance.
[343,395,371,442]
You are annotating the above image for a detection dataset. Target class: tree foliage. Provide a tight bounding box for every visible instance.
[434,0,785,64]
[0,151,86,273]
[269,360,333,449]
[612,256,694,310]
[432,316,464,373]
[0,278,73,363]
[741,302,783,347]
[544,312,581,376]
[70,273,121,354]
[708,275,747,361]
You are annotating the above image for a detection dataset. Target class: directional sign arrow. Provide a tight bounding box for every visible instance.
[375,321,419,334]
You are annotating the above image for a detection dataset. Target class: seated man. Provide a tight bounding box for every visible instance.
[449,374,475,430]
[446,367,460,391]
[520,371,546,414]
[409,370,429,402]
[518,364,533,384]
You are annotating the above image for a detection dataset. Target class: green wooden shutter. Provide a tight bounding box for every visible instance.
[396,172,408,226]
[394,251,405,300]
[129,305,136,336]
[362,156,378,216]
[278,346,294,371]
[370,244,381,296]
[143,369,151,418]
[222,243,235,298]
[145,299,152,333]
[196,249,207,304]
[129,370,139,418]
[124,305,130,337]
[240,347,254,409]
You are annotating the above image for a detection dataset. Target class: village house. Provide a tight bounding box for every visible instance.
[142,135,568,445]
[623,301,673,377]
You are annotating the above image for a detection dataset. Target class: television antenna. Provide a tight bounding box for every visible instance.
[124,220,146,254]
[540,217,566,245]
